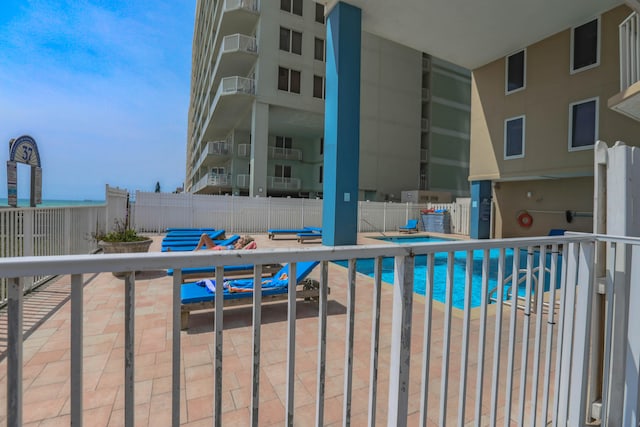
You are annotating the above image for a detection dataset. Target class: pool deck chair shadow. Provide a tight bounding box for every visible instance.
[180,261,323,330]
[398,219,419,234]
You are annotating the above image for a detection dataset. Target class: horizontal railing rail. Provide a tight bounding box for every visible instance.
[1,234,601,426]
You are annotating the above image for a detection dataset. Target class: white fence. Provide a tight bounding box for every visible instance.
[0,184,130,304]
[133,191,471,235]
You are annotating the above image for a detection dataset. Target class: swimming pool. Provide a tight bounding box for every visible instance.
[334,236,562,309]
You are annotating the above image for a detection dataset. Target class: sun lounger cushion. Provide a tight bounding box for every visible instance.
[180,261,319,304]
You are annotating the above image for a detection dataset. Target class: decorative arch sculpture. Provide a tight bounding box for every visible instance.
[6,135,42,207]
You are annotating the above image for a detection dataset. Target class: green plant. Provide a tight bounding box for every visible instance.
[92,219,147,242]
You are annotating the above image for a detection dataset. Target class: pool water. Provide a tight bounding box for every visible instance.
[335,236,562,309]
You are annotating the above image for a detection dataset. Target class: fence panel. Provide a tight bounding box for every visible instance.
[130,192,471,236]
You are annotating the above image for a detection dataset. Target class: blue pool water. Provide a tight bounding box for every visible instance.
[335,236,562,309]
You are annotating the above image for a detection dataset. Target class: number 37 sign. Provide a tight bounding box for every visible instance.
[7,135,42,207]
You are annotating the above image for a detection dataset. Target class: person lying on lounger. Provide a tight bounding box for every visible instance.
[194,234,256,251]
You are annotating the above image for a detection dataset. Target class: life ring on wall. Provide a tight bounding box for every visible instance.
[517,211,533,228]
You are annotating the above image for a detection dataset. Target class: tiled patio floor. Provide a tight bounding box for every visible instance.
[0,233,556,426]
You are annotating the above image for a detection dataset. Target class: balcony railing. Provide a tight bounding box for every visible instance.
[420,148,428,162]
[224,0,258,12]
[207,172,233,187]
[268,176,301,191]
[237,143,251,157]
[268,146,302,161]
[1,233,627,425]
[220,76,254,95]
[422,88,430,101]
[193,140,233,170]
[237,173,249,188]
[421,118,429,132]
[222,33,257,54]
[620,11,640,91]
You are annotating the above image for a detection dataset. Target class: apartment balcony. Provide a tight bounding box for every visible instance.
[207,34,258,99]
[192,172,234,193]
[421,117,430,132]
[191,140,233,179]
[218,0,260,39]
[268,146,303,161]
[268,176,301,191]
[609,12,640,121]
[236,174,302,191]
[200,76,255,140]
[237,143,251,157]
[420,148,428,162]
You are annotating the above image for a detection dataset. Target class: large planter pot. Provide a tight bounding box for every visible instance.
[98,238,153,278]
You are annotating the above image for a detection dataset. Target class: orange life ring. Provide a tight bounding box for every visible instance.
[517,211,533,228]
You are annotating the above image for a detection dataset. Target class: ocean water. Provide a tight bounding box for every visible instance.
[0,198,104,208]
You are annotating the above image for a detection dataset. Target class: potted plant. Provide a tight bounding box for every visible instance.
[93,219,152,277]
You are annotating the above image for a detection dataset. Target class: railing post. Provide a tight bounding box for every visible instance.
[567,241,595,426]
[387,253,414,426]
[124,273,135,427]
[7,277,23,427]
[70,274,84,426]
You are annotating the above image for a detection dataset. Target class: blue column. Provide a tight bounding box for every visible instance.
[470,180,492,239]
[322,2,361,246]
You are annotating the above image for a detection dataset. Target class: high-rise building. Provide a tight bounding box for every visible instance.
[186,0,471,201]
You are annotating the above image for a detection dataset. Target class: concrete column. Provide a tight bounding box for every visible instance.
[250,101,268,197]
[322,2,361,246]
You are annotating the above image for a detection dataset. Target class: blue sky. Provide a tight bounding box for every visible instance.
[0,0,196,200]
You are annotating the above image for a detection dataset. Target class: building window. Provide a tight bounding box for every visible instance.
[275,136,293,149]
[319,165,323,183]
[320,137,324,155]
[279,27,302,55]
[211,167,225,175]
[314,38,325,61]
[313,75,325,99]
[281,0,302,16]
[506,50,525,94]
[275,164,292,178]
[278,67,301,93]
[571,17,599,73]
[504,115,525,159]
[315,2,325,23]
[569,97,598,151]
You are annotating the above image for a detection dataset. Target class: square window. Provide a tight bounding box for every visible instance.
[569,98,598,150]
[506,50,525,93]
[280,0,291,12]
[291,31,302,55]
[279,27,290,51]
[572,18,599,72]
[313,75,324,98]
[320,137,324,155]
[315,3,325,24]
[319,165,323,183]
[278,67,289,91]
[290,70,301,94]
[314,38,324,61]
[292,0,303,16]
[504,116,525,159]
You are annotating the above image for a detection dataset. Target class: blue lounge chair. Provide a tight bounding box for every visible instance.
[297,231,322,243]
[161,231,232,252]
[180,261,321,329]
[268,226,322,239]
[398,219,419,233]
[167,260,282,280]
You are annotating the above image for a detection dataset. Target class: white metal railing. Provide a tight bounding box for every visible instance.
[420,148,428,162]
[237,143,251,157]
[422,88,430,101]
[0,233,610,425]
[207,173,233,187]
[421,117,429,131]
[268,176,301,191]
[268,146,302,161]
[133,191,471,235]
[619,12,640,91]
[220,76,254,95]
[224,0,258,12]
[222,33,257,54]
